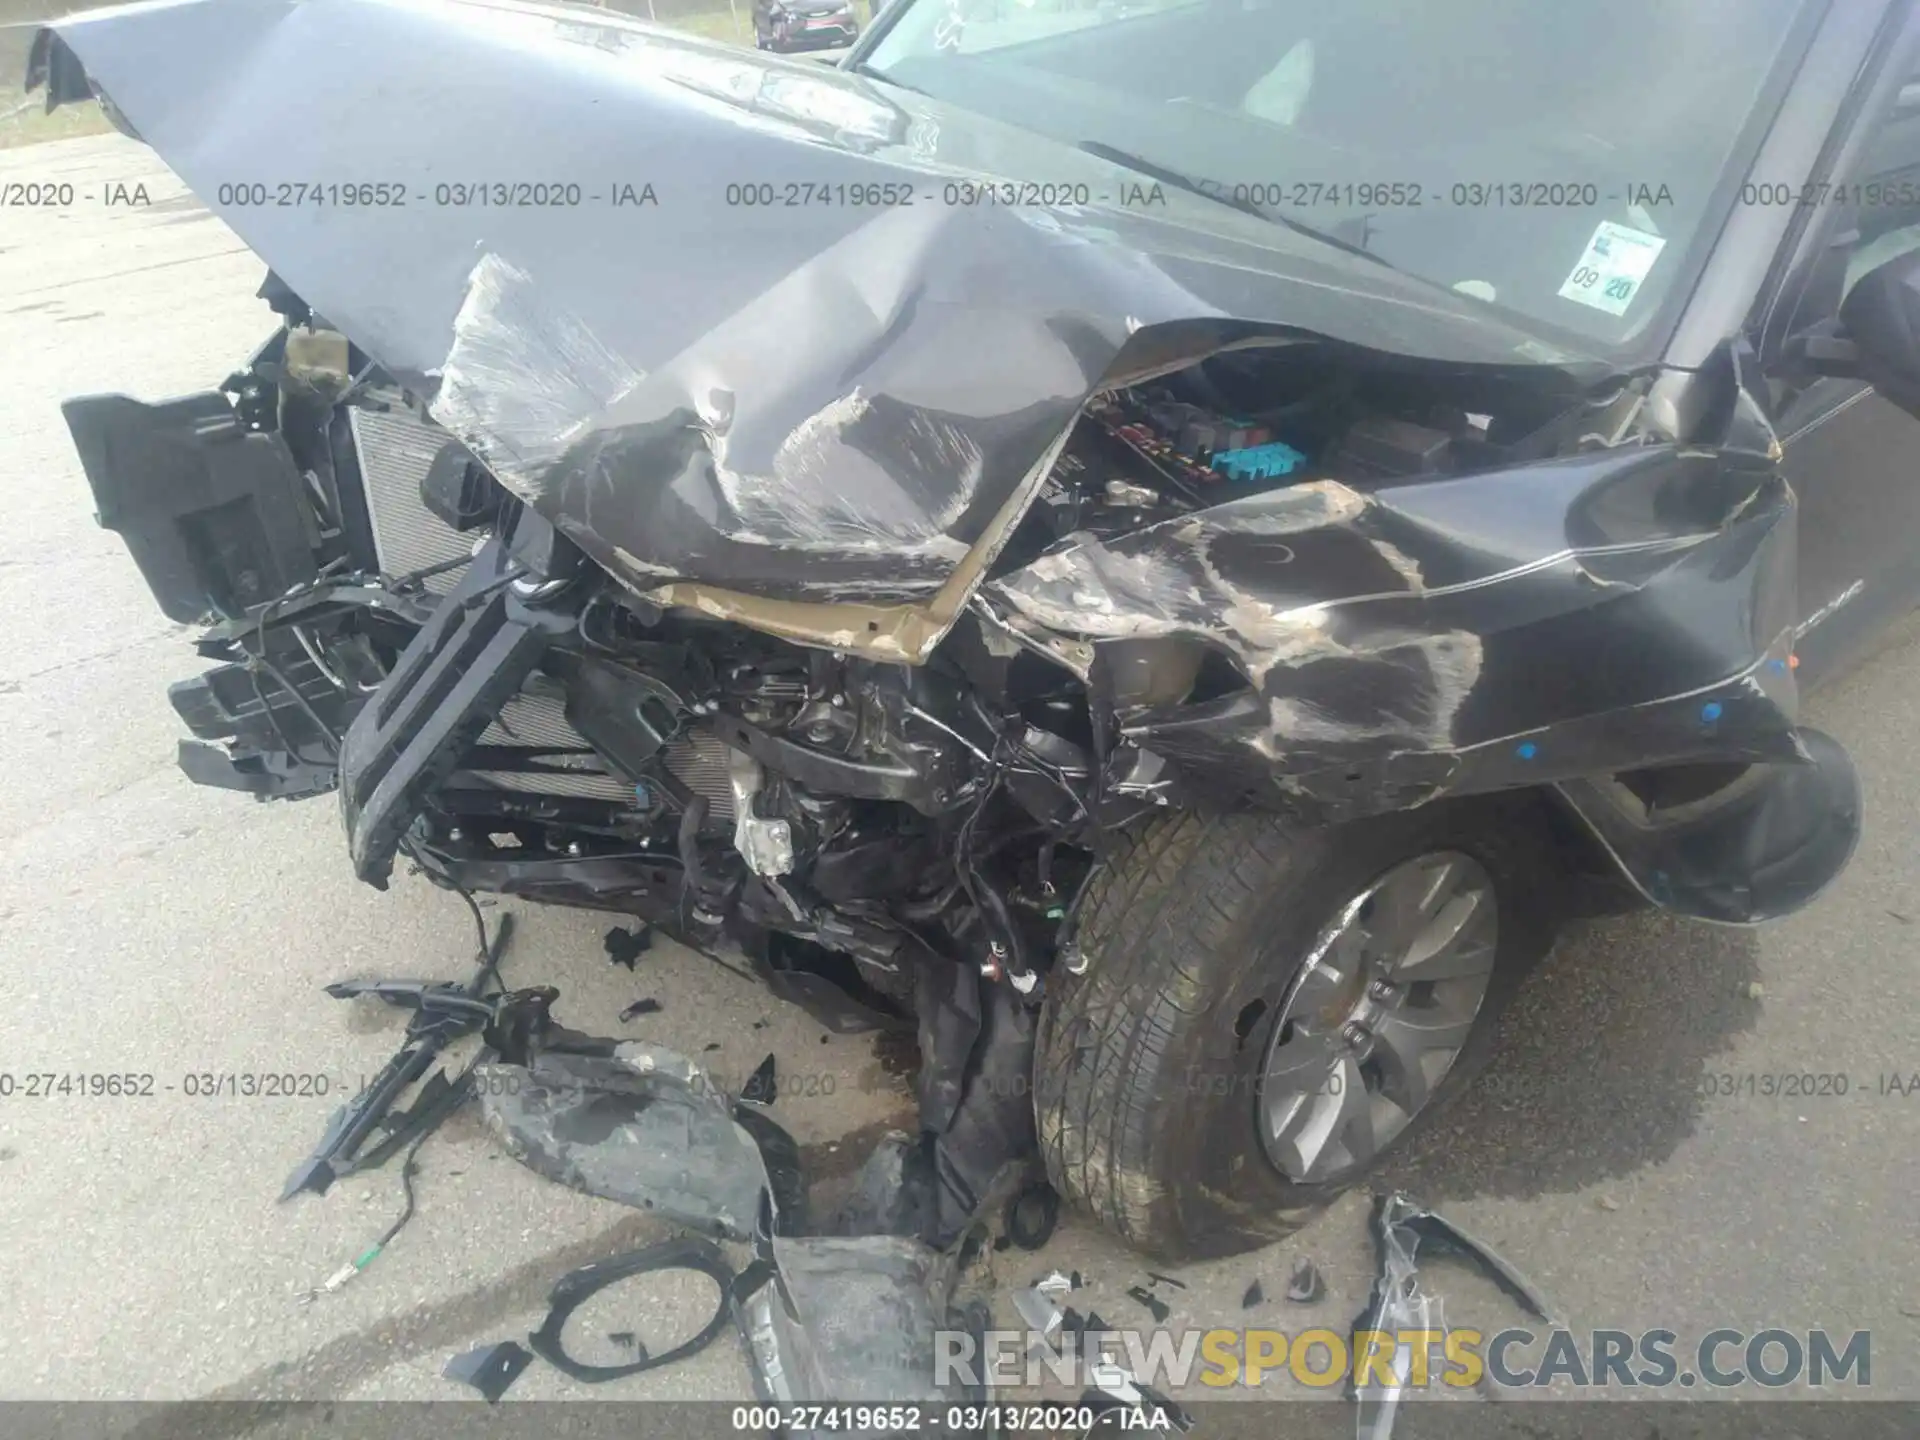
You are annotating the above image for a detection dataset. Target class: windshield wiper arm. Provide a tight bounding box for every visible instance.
[1077,139,1400,274]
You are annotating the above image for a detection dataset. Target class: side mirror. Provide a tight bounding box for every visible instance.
[1839,245,1920,413]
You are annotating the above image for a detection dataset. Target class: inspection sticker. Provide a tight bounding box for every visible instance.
[1557,220,1667,316]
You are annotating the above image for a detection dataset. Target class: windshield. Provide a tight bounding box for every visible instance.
[860,0,1819,351]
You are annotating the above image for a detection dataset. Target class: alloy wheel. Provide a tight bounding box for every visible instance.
[1257,850,1499,1183]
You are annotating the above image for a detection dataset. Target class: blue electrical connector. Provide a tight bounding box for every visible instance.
[1210,440,1307,483]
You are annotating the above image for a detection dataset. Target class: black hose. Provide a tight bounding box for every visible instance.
[676,794,710,926]
[893,876,963,922]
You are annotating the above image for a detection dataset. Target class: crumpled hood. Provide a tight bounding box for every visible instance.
[30,0,1608,657]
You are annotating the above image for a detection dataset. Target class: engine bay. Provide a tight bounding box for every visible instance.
[1008,345,1590,556]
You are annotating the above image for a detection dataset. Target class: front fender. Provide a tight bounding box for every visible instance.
[980,440,1851,918]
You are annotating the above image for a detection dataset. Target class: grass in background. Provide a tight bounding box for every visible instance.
[0,96,115,151]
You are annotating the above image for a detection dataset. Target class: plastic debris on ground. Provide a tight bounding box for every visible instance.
[739,1235,977,1414]
[1287,1256,1327,1304]
[463,1013,992,1427]
[1350,1192,1556,1440]
[284,912,516,1203]
[603,924,653,969]
[1125,1285,1171,1323]
[289,906,519,1303]
[527,1236,732,1382]
[1011,1285,1066,1340]
[739,1053,778,1107]
[442,1341,534,1403]
[283,914,1049,1429]
[476,1011,775,1241]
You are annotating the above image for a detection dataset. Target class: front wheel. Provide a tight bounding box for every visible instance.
[1033,800,1561,1259]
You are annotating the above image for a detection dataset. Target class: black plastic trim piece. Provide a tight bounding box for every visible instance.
[526,1236,735,1383]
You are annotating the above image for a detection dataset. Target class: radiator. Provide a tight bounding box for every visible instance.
[345,396,476,593]
[662,728,736,823]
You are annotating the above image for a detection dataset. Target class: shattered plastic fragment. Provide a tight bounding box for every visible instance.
[1011,1286,1066,1340]
[1350,1203,1432,1440]
[1241,1279,1264,1309]
[1125,1286,1171,1323]
[284,914,517,1199]
[741,1053,779,1108]
[604,925,653,970]
[1350,1193,1555,1439]
[1286,1256,1327,1304]
[442,1341,533,1403]
[618,997,663,1022]
[477,1043,780,1240]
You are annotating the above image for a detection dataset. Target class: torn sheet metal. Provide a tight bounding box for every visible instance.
[31,0,1606,658]
[477,1043,778,1241]
[984,442,1837,850]
[1350,1192,1555,1439]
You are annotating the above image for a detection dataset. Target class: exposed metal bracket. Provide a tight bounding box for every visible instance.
[728,750,794,877]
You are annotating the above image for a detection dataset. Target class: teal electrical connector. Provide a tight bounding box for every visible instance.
[1210,440,1306,482]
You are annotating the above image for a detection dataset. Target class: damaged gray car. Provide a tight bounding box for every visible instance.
[29,0,1920,1258]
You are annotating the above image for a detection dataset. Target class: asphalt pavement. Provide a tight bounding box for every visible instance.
[2,132,1918,1420]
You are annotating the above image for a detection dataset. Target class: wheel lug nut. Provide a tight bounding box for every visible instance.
[1367,979,1396,1001]
[1342,1021,1370,1047]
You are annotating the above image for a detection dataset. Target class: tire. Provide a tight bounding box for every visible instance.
[1033,797,1563,1260]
